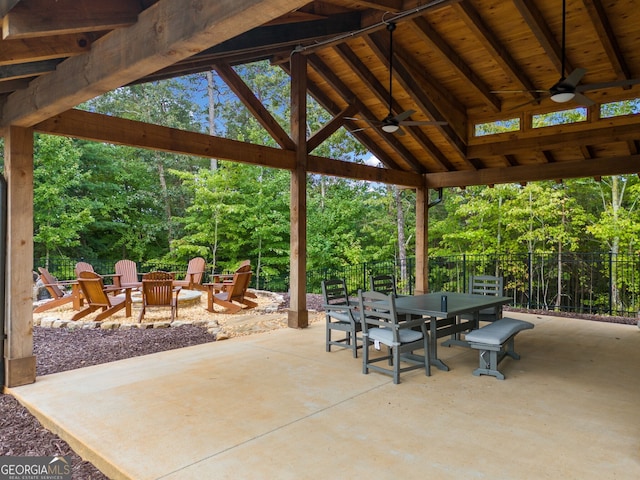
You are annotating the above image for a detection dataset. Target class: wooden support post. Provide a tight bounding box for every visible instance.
[415,186,429,294]
[288,52,308,329]
[4,126,36,387]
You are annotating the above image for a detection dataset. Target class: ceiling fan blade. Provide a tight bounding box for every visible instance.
[563,68,587,88]
[400,120,448,126]
[573,92,595,107]
[577,77,640,92]
[392,109,415,122]
[491,89,548,94]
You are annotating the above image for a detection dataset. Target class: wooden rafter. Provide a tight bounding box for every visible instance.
[214,62,295,150]
[0,0,310,128]
[2,0,141,39]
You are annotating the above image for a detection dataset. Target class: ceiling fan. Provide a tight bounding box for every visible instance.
[493,0,640,108]
[347,22,446,134]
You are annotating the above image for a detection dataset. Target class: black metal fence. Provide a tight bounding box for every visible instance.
[260,252,640,318]
[36,252,640,318]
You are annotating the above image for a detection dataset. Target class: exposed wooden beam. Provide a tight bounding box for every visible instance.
[279,61,404,171]
[0,32,91,66]
[0,77,29,93]
[35,109,295,169]
[0,58,61,80]
[2,0,140,39]
[512,0,568,76]
[1,0,310,128]
[582,0,633,81]
[214,62,295,150]
[35,109,422,187]
[468,121,640,157]
[424,155,640,188]
[306,103,358,153]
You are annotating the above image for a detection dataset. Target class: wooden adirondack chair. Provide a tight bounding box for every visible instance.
[34,267,81,313]
[138,271,181,322]
[173,257,206,290]
[114,259,141,289]
[211,260,257,299]
[207,267,257,314]
[72,271,132,322]
[74,261,94,276]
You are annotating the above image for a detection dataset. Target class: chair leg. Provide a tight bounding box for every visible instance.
[393,346,401,384]
[362,335,370,375]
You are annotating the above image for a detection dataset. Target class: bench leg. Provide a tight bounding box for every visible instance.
[472,349,506,380]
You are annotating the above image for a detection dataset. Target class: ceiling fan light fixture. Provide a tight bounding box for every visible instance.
[381,124,399,133]
[550,92,575,103]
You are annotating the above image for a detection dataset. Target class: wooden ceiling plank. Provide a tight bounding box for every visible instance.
[582,0,632,81]
[0,33,91,66]
[307,52,426,173]
[424,154,640,188]
[453,1,540,103]
[2,0,140,39]
[410,17,500,112]
[1,0,310,128]
[215,62,295,150]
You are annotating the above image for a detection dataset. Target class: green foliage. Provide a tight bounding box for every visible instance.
[33,135,94,261]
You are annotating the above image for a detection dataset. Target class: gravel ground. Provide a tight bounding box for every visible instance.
[1,292,634,479]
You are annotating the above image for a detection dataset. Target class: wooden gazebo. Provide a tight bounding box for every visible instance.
[2,0,640,387]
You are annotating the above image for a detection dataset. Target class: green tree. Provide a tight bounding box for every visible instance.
[33,135,93,265]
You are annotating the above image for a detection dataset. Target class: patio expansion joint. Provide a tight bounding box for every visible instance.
[155,382,387,480]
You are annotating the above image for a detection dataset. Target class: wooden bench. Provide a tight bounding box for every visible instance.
[464,318,535,380]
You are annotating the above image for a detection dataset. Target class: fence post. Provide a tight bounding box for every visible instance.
[609,251,613,316]
[462,254,466,293]
[527,252,533,309]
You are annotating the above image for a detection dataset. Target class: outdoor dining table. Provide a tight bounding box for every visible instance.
[394,292,512,371]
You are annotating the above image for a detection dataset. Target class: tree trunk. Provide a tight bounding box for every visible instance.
[207,70,218,171]
[157,160,173,249]
[393,186,408,284]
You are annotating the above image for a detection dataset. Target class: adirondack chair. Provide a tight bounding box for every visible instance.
[72,271,132,322]
[138,271,181,322]
[206,267,256,314]
[211,260,257,299]
[114,259,141,289]
[74,261,94,276]
[173,257,206,291]
[34,267,82,313]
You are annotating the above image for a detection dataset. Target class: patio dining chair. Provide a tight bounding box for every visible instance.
[467,275,504,322]
[321,278,362,358]
[358,290,430,384]
[139,271,181,322]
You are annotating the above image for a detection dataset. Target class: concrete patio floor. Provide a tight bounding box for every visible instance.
[8,312,640,480]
